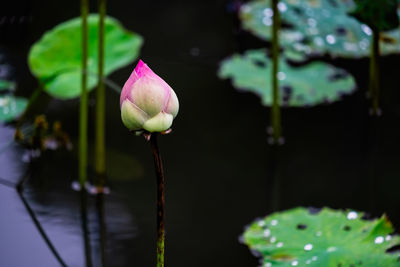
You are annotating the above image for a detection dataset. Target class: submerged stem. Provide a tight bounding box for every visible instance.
[271,0,282,143]
[370,30,380,115]
[79,0,89,186]
[79,2,91,264]
[95,0,107,186]
[150,134,165,267]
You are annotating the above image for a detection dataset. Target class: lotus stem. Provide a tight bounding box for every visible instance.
[150,133,165,267]
[370,29,380,115]
[271,0,282,143]
[79,0,89,186]
[95,0,106,187]
[95,3,107,265]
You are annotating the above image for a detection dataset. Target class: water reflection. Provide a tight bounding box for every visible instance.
[23,170,138,267]
[0,126,138,266]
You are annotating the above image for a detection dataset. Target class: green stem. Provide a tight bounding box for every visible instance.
[79,0,89,186]
[368,36,374,102]
[271,0,282,143]
[95,0,106,186]
[370,30,380,115]
[150,134,165,267]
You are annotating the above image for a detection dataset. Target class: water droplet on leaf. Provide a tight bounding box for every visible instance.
[304,244,313,251]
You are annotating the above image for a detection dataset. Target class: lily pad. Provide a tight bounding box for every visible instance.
[242,207,400,266]
[0,95,28,122]
[218,49,355,107]
[0,80,16,92]
[29,15,143,99]
[240,0,400,58]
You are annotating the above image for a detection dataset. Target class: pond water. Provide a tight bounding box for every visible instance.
[1,0,400,266]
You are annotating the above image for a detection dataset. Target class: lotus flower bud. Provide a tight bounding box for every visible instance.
[120,60,179,132]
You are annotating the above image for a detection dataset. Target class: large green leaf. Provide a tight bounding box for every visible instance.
[218,49,355,107]
[240,0,400,58]
[29,15,143,99]
[242,207,400,267]
[0,95,28,122]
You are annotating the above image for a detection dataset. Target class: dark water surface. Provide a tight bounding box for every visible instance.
[1,0,400,266]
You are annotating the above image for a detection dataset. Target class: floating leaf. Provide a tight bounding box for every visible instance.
[242,207,400,266]
[218,49,355,107]
[0,95,28,122]
[240,0,400,58]
[0,80,16,92]
[239,1,304,47]
[29,15,143,99]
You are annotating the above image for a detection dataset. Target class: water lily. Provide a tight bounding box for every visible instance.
[120,60,179,132]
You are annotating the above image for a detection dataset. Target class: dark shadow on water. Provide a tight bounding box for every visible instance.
[17,169,68,267]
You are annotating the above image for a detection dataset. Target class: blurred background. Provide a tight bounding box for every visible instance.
[1,0,400,266]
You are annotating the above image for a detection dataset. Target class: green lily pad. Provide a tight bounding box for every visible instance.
[239,0,304,47]
[0,95,28,122]
[0,80,16,92]
[28,14,143,99]
[218,49,356,107]
[240,0,400,58]
[242,207,400,266]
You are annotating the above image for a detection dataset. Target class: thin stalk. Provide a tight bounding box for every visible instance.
[95,4,107,264]
[95,0,106,186]
[367,30,381,211]
[79,0,89,186]
[150,134,165,267]
[368,35,375,102]
[370,30,380,115]
[271,0,282,143]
